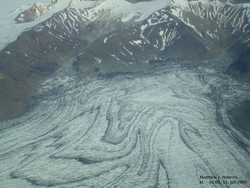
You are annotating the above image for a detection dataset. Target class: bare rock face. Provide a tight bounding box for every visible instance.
[15,0,59,23]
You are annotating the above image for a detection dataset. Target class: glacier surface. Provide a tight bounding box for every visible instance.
[0,60,250,187]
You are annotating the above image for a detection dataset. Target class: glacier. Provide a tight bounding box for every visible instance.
[0,59,249,187]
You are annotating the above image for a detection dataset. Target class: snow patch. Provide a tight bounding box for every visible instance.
[94,57,102,63]
[104,37,108,44]
[123,46,133,56]
[111,54,120,61]
[132,40,142,45]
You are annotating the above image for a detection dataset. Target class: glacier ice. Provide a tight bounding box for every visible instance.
[0,59,249,187]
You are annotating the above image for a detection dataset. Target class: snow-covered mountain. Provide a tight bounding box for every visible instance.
[0,0,249,120]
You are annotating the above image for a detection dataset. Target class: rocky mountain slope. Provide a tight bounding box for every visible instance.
[0,0,249,120]
[15,0,59,23]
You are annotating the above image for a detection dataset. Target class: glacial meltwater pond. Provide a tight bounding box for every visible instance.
[0,59,249,187]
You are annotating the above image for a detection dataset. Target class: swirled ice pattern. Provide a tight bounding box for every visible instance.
[0,60,250,188]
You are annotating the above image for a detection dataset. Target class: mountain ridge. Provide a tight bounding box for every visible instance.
[0,0,249,120]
